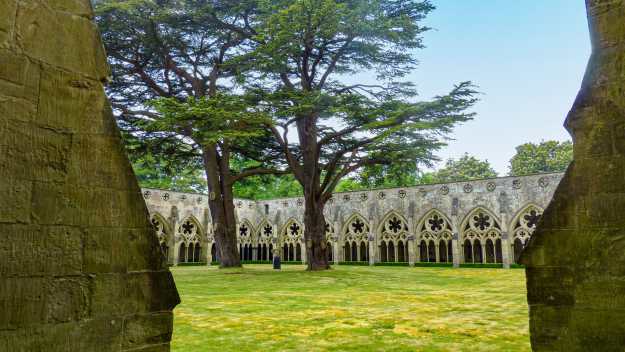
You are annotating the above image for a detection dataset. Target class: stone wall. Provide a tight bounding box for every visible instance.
[521,0,625,350]
[144,172,562,268]
[0,1,179,351]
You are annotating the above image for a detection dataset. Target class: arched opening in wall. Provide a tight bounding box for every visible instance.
[187,243,194,263]
[151,214,171,263]
[179,243,187,263]
[510,205,544,264]
[514,238,524,264]
[194,243,201,262]
[344,242,351,261]
[327,242,333,262]
[439,240,447,263]
[378,212,408,263]
[341,213,371,263]
[464,239,473,263]
[359,242,368,262]
[380,241,388,262]
[296,243,302,261]
[428,240,436,262]
[447,240,453,263]
[262,244,268,260]
[419,240,427,262]
[283,244,289,260]
[269,244,273,259]
[461,208,502,264]
[485,239,495,263]
[397,241,405,262]
[289,243,294,261]
[495,239,503,263]
[211,243,217,262]
[473,240,483,263]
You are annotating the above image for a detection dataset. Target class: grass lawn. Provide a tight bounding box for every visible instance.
[171,265,530,352]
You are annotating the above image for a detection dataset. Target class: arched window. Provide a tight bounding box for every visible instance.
[262,244,268,261]
[351,241,357,261]
[296,243,302,261]
[511,205,544,264]
[397,241,405,262]
[439,240,447,263]
[428,240,436,262]
[461,208,502,264]
[187,243,194,263]
[447,240,453,263]
[179,243,187,263]
[359,242,368,262]
[341,214,370,263]
[388,241,396,262]
[283,244,288,260]
[473,239,483,263]
[269,244,273,259]
[495,239,503,263]
[485,239,495,263]
[416,210,453,263]
[514,238,524,263]
[380,241,388,262]
[194,243,201,262]
[289,243,294,261]
[419,240,428,262]
[464,239,473,263]
[344,242,351,261]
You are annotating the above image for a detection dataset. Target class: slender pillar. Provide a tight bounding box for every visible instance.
[407,235,416,266]
[500,212,511,268]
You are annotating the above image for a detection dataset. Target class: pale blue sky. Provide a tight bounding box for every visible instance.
[402,0,590,174]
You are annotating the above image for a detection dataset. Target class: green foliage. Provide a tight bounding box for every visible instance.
[250,0,477,204]
[430,153,498,183]
[234,174,303,199]
[509,140,573,176]
[373,262,410,267]
[338,261,369,266]
[413,262,454,267]
[132,154,207,193]
[459,263,504,268]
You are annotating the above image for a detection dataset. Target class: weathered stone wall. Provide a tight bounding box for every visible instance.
[521,0,625,350]
[0,1,179,351]
[144,172,562,267]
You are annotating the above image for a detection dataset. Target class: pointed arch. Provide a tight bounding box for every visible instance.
[178,215,204,244]
[341,213,370,262]
[256,218,274,245]
[415,209,454,248]
[510,203,545,247]
[377,211,409,241]
[150,213,172,261]
[280,218,304,244]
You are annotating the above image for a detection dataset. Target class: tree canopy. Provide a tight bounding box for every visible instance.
[509,140,573,176]
[430,154,498,183]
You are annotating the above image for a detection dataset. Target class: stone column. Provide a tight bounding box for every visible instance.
[368,234,376,266]
[407,235,416,266]
[451,220,461,267]
[500,212,511,269]
[333,222,340,265]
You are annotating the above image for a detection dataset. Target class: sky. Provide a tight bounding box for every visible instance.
[391,0,590,174]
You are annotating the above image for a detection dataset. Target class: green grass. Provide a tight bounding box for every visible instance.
[171,265,530,352]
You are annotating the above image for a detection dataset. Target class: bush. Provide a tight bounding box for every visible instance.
[339,261,370,266]
[459,263,503,268]
[413,262,453,268]
[178,262,207,266]
[510,264,525,269]
[374,262,409,267]
[241,260,272,264]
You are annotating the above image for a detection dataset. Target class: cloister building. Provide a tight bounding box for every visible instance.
[144,172,562,268]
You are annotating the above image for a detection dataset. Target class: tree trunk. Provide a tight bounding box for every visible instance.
[303,195,330,270]
[202,145,241,268]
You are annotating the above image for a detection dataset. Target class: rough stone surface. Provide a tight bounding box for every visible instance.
[0,1,179,351]
[521,1,625,350]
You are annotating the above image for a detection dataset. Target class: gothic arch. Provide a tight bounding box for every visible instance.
[377,211,409,262]
[238,219,255,261]
[150,213,173,263]
[510,204,544,264]
[177,215,205,263]
[341,213,370,262]
[415,209,453,263]
[460,207,502,264]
